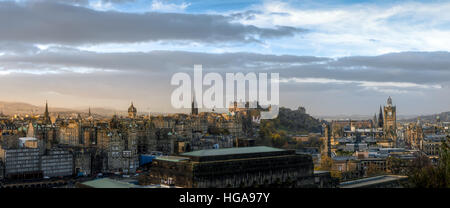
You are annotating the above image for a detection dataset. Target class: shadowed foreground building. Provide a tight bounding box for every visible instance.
[146,146,320,188]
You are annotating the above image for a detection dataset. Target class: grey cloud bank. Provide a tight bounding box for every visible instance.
[0,47,448,115]
[0,1,304,45]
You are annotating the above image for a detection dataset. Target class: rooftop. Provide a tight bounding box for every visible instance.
[155,156,190,162]
[181,146,285,157]
[340,175,408,188]
[79,178,138,188]
[18,137,38,141]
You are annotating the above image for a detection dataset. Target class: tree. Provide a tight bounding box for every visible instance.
[137,174,151,185]
[318,155,333,171]
[366,163,383,177]
[387,156,408,175]
[409,136,450,188]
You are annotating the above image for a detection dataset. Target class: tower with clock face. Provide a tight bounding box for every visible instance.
[383,96,397,143]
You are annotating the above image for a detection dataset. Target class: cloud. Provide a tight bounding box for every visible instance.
[231,1,450,56]
[100,0,137,3]
[0,47,329,73]
[279,77,442,94]
[332,52,450,72]
[0,42,40,55]
[1,47,448,85]
[150,0,190,12]
[0,47,448,114]
[0,47,447,95]
[0,1,305,45]
[36,0,90,5]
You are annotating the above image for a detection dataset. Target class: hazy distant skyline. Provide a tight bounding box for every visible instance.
[0,0,449,116]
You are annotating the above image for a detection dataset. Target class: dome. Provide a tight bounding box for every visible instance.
[128,102,137,113]
[128,102,137,118]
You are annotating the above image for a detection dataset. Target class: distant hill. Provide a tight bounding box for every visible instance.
[316,114,418,121]
[0,101,121,117]
[403,111,450,123]
[0,101,39,115]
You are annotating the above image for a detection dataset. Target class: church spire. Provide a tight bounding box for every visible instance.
[44,100,49,117]
[191,94,198,115]
[378,105,384,128]
[44,100,51,124]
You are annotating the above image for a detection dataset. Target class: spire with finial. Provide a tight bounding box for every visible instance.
[44,100,49,118]
[88,107,91,117]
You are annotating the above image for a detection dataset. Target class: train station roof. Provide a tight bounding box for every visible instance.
[181,146,285,157]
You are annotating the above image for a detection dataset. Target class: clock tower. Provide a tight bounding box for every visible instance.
[383,96,397,144]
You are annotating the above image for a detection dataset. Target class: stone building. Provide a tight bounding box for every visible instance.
[422,134,447,157]
[58,121,80,146]
[405,122,423,149]
[106,130,138,174]
[146,146,316,188]
[41,149,73,177]
[0,145,41,179]
[73,148,97,176]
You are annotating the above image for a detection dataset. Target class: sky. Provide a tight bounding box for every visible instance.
[0,0,449,116]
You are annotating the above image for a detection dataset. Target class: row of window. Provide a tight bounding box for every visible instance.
[42,163,72,167]
[5,161,39,166]
[6,167,39,173]
[5,149,40,153]
[6,152,39,157]
[42,165,72,170]
[5,165,39,169]
[6,156,40,161]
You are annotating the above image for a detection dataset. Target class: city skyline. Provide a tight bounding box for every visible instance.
[0,97,447,122]
[0,0,449,115]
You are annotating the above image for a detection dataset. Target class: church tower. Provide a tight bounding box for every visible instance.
[128,102,137,119]
[191,96,198,116]
[383,96,397,142]
[378,106,384,128]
